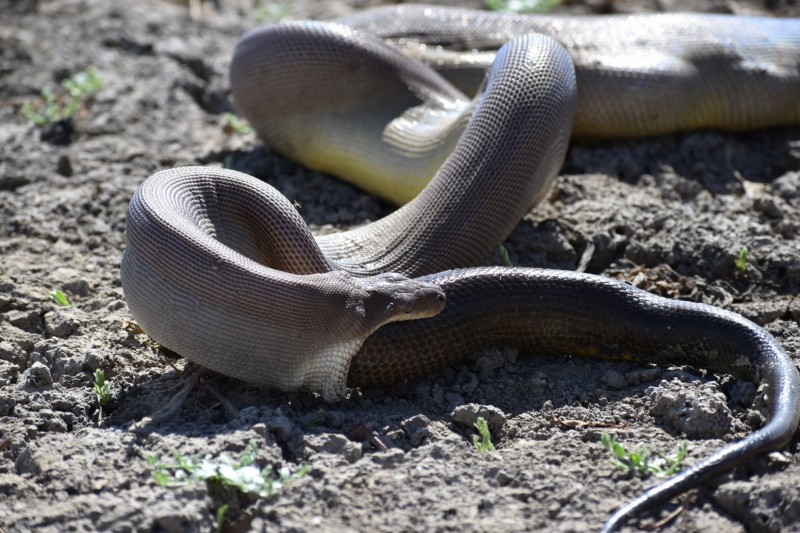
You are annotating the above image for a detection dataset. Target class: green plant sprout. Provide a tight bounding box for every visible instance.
[472,417,495,453]
[496,244,513,267]
[49,289,71,307]
[146,441,309,498]
[735,246,748,272]
[222,112,252,135]
[93,369,110,407]
[215,504,229,533]
[600,433,687,477]
[22,67,102,127]
[485,0,562,14]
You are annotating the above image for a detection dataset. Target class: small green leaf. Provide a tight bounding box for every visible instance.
[222,112,252,135]
[735,246,748,272]
[472,417,495,453]
[147,443,308,500]
[49,289,71,307]
[22,68,102,127]
[215,504,229,533]
[600,433,687,478]
[93,369,110,407]
[496,244,513,267]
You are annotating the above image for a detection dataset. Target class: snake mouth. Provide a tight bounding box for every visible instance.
[364,273,446,327]
[404,281,447,317]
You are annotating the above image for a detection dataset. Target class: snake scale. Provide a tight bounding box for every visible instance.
[120,5,800,531]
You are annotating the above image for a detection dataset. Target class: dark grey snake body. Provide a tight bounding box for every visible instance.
[120,5,800,531]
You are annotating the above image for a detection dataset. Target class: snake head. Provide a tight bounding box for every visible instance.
[362,272,446,331]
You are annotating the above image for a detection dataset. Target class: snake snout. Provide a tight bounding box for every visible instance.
[364,273,446,329]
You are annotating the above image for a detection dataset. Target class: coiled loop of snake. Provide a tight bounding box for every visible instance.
[122,11,800,533]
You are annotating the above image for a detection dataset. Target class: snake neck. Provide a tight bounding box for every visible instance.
[317,32,577,278]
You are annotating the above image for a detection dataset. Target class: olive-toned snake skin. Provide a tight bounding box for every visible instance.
[121,6,800,532]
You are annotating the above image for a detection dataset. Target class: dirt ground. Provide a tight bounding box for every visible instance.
[1,0,800,531]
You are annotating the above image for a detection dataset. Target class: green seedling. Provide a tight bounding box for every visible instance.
[600,433,687,477]
[215,504,229,533]
[253,1,292,24]
[146,441,309,498]
[222,112,252,135]
[472,417,495,453]
[485,0,562,14]
[735,246,748,272]
[49,289,71,307]
[93,369,110,407]
[22,67,102,127]
[497,244,513,267]
[61,68,103,99]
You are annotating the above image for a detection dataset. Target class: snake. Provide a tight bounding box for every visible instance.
[120,5,800,532]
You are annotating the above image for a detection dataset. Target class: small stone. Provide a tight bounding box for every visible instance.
[400,414,431,447]
[22,362,53,387]
[474,348,510,380]
[62,279,90,297]
[0,360,20,387]
[370,448,405,468]
[754,197,784,219]
[648,379,732,438]
[451,403,507,430]
[0,341,21,364]
[600,370,628,390]
[0,392,17,415]
[6,310,39,332]
[46,416,68,432]
[625,367,662,385]
[56,154,73,177]
[713,480,752,515]
[83,350,104,371]
[305,433,361,463]
[486,467,514,487]
[44,310,80,338]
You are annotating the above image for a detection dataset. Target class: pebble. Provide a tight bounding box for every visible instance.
[648,379,732,438]
[451,403,507,431]
[600,370,628,389]
[22,361,53,387]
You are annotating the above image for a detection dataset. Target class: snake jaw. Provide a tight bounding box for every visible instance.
[362,273,446,330]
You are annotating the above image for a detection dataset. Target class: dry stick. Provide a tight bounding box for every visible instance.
[129,370,200,432]
[200,380,241,419]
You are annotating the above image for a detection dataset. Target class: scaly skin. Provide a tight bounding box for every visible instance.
[123,11,800,533]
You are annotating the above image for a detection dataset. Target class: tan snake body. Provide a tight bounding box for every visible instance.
[121,7,800,532]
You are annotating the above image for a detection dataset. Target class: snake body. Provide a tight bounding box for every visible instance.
[121,7,800,532]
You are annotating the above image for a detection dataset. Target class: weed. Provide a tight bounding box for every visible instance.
[222,112,252,135]
[496,244,513,267]
[472,417,495,453]
[93,369,110,406]
[62,68,103,99]
[485,0,562,14]
[600,433,687,477]
[22,67,102,127]
[146,441,309,498]
[215,504,229,533]
[735,246,748,272]
[49,289,71,307]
